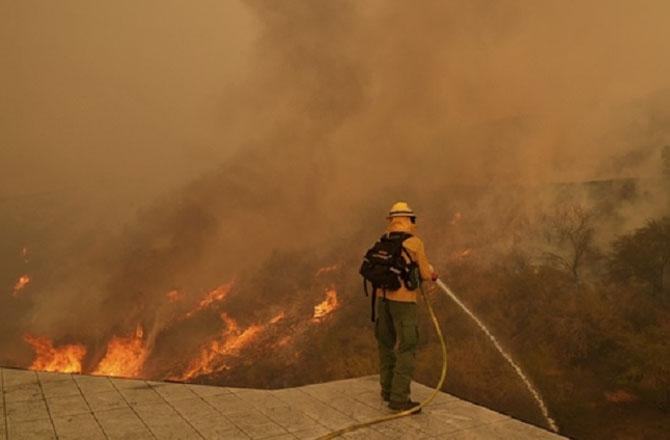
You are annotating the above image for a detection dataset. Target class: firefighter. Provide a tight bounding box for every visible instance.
[375,202,438,412]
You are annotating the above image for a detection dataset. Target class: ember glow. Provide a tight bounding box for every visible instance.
[166,289,184,303]
[93,325,149,378]
[269,312,285,324]
[12,275,31,297]
[24,334,86,373]
[315,265,338,277]
[185,281,234,317]
[605,390,638,403]
[275,335,293,348]
[312,288,340,322]
[458,249,472,258]
[451,248,473,259]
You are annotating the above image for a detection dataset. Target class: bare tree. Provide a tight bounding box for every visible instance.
[542,204,598,284]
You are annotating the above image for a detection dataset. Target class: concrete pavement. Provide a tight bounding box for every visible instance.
[0,367,566,439]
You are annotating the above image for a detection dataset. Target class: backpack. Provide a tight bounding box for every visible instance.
[359,232,419,321]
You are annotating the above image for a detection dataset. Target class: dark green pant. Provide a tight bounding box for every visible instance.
[375,299,418,403]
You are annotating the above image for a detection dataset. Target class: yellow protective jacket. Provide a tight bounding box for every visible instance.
[376,217,435,303]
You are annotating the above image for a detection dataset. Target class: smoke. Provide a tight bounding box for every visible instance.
[2,0,670,375]
[0,0,258,201]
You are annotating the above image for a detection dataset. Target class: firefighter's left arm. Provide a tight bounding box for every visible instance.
[405,237,435,281]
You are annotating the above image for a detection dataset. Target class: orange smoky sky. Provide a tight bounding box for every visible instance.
[2,1,669,209]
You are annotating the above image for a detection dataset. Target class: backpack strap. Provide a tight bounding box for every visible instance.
[362,275,379,322]
[370,289,377,322]
[398,236,420,289]
[389,232,416,273]
[400,246,415,264]
[363,279,377,321]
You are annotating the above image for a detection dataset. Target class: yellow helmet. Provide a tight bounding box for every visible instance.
[387,201,416,222]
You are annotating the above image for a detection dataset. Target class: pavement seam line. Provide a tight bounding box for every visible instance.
[208,396,268,439]
[223,390,301,438]
[269,391,340,433]
[71,375,110,440]
[284,392,352,430]
[261,403,330,434]
[108,378,158,440]
[295,387,371,425]
[148,384,206,439]
[188,387,254,439]
[233,392,323,437]
[35,370,59,439]
[1,369,9,440]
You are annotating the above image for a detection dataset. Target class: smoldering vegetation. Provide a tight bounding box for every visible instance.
[2,1,670,439]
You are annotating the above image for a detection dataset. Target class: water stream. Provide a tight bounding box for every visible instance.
[436,279,559,433]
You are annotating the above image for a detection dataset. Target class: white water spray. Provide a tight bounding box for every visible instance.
[436,279,559,433]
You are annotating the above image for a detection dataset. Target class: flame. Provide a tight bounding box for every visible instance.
[24,334,86,373]
[12,275,31,296]
[175,311,285,381]
[219,312,239,333]
[269,312,285,324]
[217,323,264,355]
[176,313,259,380]
[166,290,184,303]
[185,281,234,318]
[93,325,148,378]
[312,288,340,322]
[315,265,338,277]
[198,282,234,309]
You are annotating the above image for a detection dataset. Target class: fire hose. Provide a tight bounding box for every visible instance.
[316,281,448,439]
[318,278,559,438]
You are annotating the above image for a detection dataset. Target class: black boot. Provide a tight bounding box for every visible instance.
[388,399,421,413]
[381,391,390,402]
